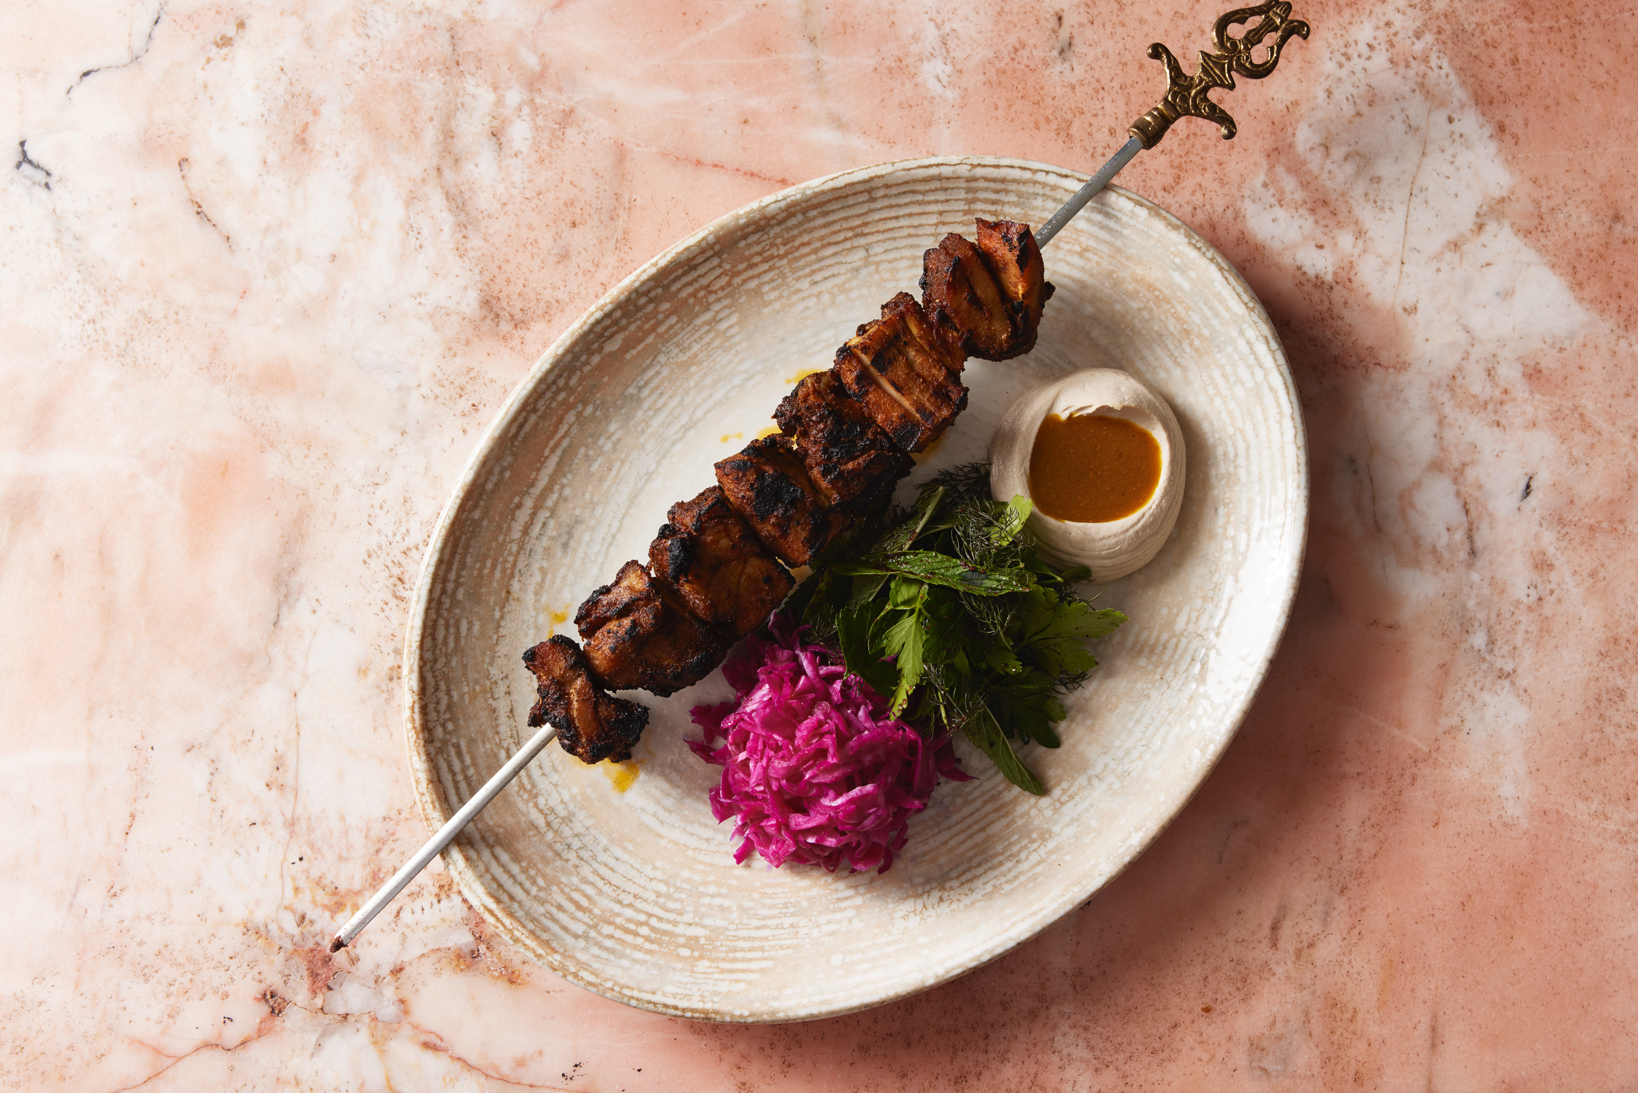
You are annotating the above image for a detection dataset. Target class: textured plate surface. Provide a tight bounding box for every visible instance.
[405,157,1307,1022]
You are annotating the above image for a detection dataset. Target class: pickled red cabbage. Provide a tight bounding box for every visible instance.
[690,615,967,873]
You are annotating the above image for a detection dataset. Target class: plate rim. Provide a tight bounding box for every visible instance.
[400,155,1310,1021]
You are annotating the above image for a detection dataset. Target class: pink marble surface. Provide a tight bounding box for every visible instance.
[4,0,1635,1088]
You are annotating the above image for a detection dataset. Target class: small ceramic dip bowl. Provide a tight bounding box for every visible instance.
[990,368,1185,582]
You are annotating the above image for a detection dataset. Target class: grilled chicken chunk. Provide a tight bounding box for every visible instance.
[522,636,649,763]
[919,233,1013,360]
[774,371,914,509]
[973,218,1052,349]
[714,435,846,566]
[575,561,727,696]
[834,292,967,453]
[921,219,1053,361]
[649,486,794,638]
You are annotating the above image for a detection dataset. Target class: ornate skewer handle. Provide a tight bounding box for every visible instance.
[1129,0,1309,149]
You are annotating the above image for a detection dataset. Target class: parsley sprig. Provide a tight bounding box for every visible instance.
[788,461,1126,794]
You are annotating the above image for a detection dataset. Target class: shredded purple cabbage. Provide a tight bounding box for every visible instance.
[689,614,969,874]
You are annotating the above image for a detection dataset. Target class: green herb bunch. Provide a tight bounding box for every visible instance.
[787,460,1126,794]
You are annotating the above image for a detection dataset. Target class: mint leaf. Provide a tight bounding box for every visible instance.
[875,485,945,553]
[836,551,1032,595]
[963,704,1045,795]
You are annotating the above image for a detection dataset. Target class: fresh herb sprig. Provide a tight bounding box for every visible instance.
[790,460,1126,795]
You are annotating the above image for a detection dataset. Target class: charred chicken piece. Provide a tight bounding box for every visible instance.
[714,435,846,567]
[920,233,1013,360]
[773,371,914,509]
[574,561,728,696]
[649,486,794,639]
[522,636,649,764]
[921,219,1053,361]
[973,218,1052,349]
[834,292,967,453]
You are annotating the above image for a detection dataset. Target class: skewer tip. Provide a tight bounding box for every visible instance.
[329,936,348,954]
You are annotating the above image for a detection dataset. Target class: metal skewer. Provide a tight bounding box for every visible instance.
[331,0,1306,955]
[1034,137,1142,248]
[330,723,556,952]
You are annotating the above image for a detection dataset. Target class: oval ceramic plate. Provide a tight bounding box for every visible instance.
[405,157,1307,1022]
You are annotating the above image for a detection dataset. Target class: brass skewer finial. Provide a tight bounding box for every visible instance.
[1128,1,1310,150]
[1035,1,1311,247]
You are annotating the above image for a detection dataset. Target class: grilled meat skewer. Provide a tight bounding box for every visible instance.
[525,218,1054,763]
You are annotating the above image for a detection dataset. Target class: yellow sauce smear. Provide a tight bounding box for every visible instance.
[1028,413,1161,523]
[601,759,640,792]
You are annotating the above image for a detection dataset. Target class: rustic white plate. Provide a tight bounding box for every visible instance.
[405,157,1306,1022]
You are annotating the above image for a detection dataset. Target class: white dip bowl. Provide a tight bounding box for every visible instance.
[991,367,1186,582]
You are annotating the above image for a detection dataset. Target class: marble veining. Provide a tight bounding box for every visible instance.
[4,0,1637,1088]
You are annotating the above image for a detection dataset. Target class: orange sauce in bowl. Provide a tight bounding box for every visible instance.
[1028,413,1162,523]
